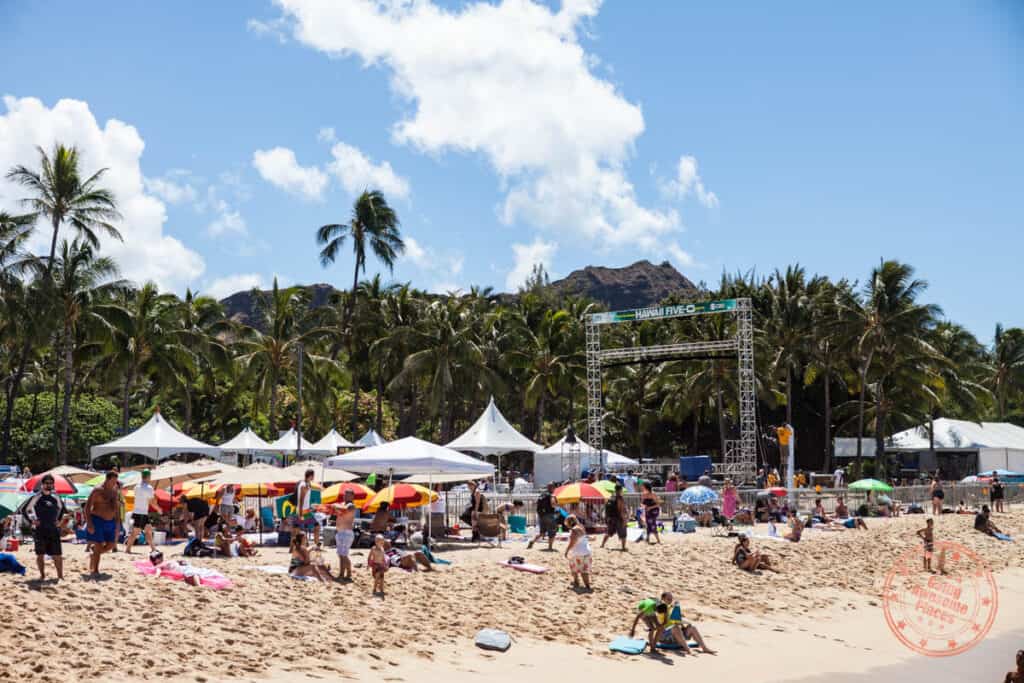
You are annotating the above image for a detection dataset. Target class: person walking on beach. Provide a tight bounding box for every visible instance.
[563,514,592,591]
[916,518,935,572]
[25,474,67,581]
[640,482,661,544]
[334,490,357,582]
[125,469,157,554]
[83,471,120,577]
[528,483,559,550]
[991,475,1006,513]
[296,469,320,546]
[833,466,845,488]
[600,484,628,551]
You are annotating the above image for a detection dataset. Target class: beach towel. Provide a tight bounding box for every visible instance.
[475,629,511,652]
[133,560,232,589]
[508,515,527,534]
[0,552,25,575]
[626,527,645,542]
[498,560,547,574]
[993,532,1012,542]
[241,564,290,574]
[608,637,647,654]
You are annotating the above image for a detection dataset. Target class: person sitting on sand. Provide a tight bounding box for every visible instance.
[974,505,1005,538]
[368,534,388,596]
[828,516,867,531]
[564,514,592,591]
[243,508,258,531]
[812,498,830,523]
[834,496,849,518]
[1004,649,1024,683]
[732,535,777,572]
[630,598,662,652]
[382,539,432,572]
[289,532,332,583]
[783,516,803,542]
[655,592,716,655]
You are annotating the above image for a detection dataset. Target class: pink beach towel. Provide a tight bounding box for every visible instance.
[133,560,233,589]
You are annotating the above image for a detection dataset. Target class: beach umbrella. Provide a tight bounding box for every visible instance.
[553,482,611,504]
[767,487,787,497]
[146,461,224,489]
[0,479,25,493]
[279,460,357,484]
[64,484,94,501]
[321,482,373,504]
[23,473,77,494]
[960,475,985,484]
[123,487,174,513]
[0,493,27,519]
[84,471,141,488]
[678,485,719,506]
[41,465,96,484]
[977,469,1020,478]
[848,478,893,493]
[592,480,617,496]
[362,483,438,512]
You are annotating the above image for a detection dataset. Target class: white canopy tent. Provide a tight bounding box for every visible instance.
[447,397,542,455]
[533,436,636,486]
[326,436,494,483]
[217,427,274,466]
[279,460,357,483]
[354,429,387,448]
[266,428,332,457]
[312,428,357,454]
[89,410,220,462]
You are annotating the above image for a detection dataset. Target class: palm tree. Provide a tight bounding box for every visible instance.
[762,265,820,426]
[988,324,1024,420]
[42,240,128,462]
[175,289,233,432]
[508,308,573,442]
[316,190,404,310]
[803,280,853,471]
[105,282,191,432]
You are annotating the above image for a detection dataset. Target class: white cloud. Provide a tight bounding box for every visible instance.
[403,235,463,290]
[205,272,266,300]
[317,127,337,143]
[252,146,329,200]
[206,202,247,237]
[270,0,687,254]
[0,96,205,291]
[506,238,557,291]
[247,17,290,43]
[404,236,429,268]
[665,242,697,269]
[144,172,198,204]
[661,155,718,209]
[327,142,410,199]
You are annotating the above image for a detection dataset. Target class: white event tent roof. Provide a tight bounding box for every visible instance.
[90,410,220,462]
[218,427,273,453]
[326,436,494,483]
[537,436,636,467]
[355,429,387,447]
[266,428,332,455]
[446,396,542,456]
[890,419,1024,450]
[312,428,357,453]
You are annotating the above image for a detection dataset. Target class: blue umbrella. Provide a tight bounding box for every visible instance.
[978,469,1020,477]
[678,485,719,506]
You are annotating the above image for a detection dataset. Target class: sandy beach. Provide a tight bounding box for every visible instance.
[2,511,1023,683]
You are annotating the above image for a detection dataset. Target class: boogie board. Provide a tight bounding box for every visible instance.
[656,639,700,650]
[475,629,512,652]
[498,560,547,574]
[608,637,647,654]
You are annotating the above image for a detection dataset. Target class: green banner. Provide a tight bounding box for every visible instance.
[589,299,736,325]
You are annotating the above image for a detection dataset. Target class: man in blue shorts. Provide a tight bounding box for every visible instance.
[83,471,121,577]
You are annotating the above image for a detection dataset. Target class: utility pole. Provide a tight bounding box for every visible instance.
[296,341,304,464]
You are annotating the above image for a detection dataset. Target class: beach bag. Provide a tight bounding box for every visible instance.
[184,538,214,558]
[475,629,511,652]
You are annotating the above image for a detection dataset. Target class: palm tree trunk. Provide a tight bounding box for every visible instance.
[855,355,871,467]
[822,369,832,473]
[874,384,886,468]
[59,320,74,464]
[122,362,137,433]
[45,213,61,280]
[691,408,700,454]
[375,365,384,434]
[350,377,360,438]
[536,391,546,444]
[269,368,279,435]
[50,345,60,456]
[0,352,29,460]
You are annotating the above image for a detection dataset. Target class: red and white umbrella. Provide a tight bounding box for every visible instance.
[23,473,77,495]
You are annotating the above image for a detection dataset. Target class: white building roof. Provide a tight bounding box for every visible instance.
[889,419,1024,450]
[446,397,542,455]
[90,410,220,462]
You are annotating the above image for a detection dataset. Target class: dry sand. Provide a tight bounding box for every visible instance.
[2,510,1023,683]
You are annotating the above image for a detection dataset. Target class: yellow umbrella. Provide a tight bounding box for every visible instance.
[178,481,282,498]
[553,482,611,504]
[321,482,374,504]
[362,484,438,512]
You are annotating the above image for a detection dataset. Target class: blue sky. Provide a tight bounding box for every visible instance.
[0,1,1020,341]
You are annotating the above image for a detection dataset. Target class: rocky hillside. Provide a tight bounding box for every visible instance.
[219,260,699,324]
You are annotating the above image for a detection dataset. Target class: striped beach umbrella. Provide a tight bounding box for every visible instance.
[553,482,611,504]
[362,483,438,512]
[321,482,374,504]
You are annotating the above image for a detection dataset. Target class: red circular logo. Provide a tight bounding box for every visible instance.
[882,540,998,657]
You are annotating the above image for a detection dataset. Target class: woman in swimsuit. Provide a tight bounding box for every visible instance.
[930,478,944,516]
[732,536,778,572]
[289,533,332,583]
[640,483,661,545]
[783,515,803,543]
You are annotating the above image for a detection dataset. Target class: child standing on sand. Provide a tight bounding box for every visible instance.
[368,534,388,596]
[564,515,592,591]
[917,518,935,572]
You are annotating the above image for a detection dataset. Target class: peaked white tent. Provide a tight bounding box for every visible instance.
[90,410,220,462]
[326,436,494,483]
[355,429,387,448]
[219,427,273,453]
[534,436,636,486]
[279,459,356,483]
[312,428,357,454]
[447,397,542,455]
[266,428,332,456]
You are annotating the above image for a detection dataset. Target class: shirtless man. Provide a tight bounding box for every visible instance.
[83,472,121,577]
[334,490,357,582]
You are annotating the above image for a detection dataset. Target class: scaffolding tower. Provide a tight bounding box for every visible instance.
[585,297,758,484]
